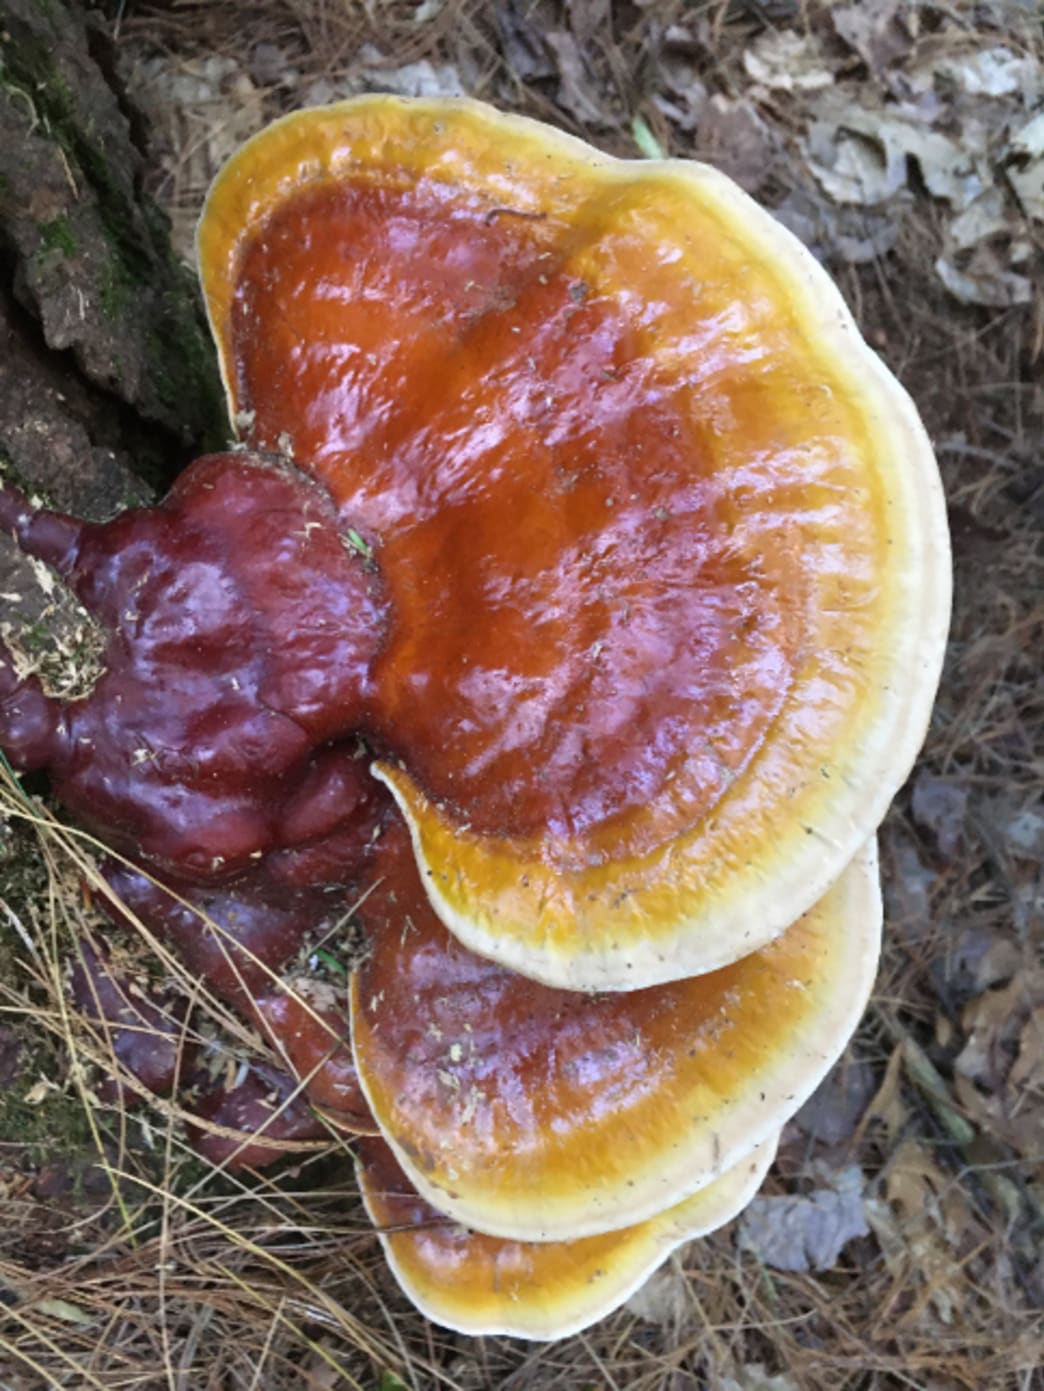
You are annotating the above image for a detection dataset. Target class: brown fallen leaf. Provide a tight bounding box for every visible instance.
[697,97,776,194]
[936,247,1034,307]
[910,770,968,859]
[545,29,612,127]
[738,1166,868,1272]
[831,0,912,77]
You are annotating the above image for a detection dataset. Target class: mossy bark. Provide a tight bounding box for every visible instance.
[0,0,227,1167]
[0,0,227,511]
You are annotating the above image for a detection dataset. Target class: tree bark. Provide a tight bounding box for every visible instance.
[0,0,226,519]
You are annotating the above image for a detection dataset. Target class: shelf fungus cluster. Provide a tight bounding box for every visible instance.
[0,99,950,1339]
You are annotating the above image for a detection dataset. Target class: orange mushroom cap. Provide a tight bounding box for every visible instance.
[349,823,880,1242]
[199,96,948,990]
[357,1131,778,1341]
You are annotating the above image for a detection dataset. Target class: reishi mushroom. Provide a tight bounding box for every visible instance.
[199,96,949,991]
[356,1132,779,1341]
[349,822,881,1242]
[0,95,951,1339]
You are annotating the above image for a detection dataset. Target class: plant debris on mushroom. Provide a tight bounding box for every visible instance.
[350,823,881,1241]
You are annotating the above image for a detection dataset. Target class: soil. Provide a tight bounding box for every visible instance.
[0,2,1040,1388]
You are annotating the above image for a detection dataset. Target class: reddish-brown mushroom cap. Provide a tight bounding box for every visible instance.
[349,824,880,1241]
[357,1132,778,1340]
[250,979,378,1134]
[198,96,948,991]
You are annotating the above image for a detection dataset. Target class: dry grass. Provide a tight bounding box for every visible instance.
[1,1,1042,1387]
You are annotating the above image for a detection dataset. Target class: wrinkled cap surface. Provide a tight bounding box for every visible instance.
[199,96,949,990]
[350,824,881,1241]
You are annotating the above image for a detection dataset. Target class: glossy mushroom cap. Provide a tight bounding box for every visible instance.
[0,454,386,888]
[350,824,881,1241]
[250,980,377,1134]
[199,96,950,991]
[357,1132,778,1341]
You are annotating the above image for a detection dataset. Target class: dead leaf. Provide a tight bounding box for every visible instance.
[831,0,911,76]
[744,31,838,93]
[806,120,907,205]
[545,30,612,127]
[882,825,938,941]
[566,0,610,47]
[794,1051,876,1145]
[247,42,296,87]
[23,1076,58,1106]
[957,969,1044,1090]
[355,56,465,100]
[947,187,1010,250]
[936,46,1039,100]
[625,1259,689,1326]
[948,924,1022,993]
[298,45,466,110]
[1007,111,1044,223]
[1008,1002,1044,1093]
[952,967,1044,1160]
[807,96,989,210]
[884,1138,941,1224]
[863,1188,967,1326]
[653,52,707,133]
[863,1044,908,1143]
[738,1166,868,1272]
[936,247,1034,306]
[494,0,557,82]
[772,188,899,264]
[697,97,776,194]
[1003,805,1044,860]
[910,771,968,858]
[36,1297,94,1326]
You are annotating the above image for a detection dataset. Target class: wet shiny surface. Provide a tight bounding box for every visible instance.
[228,177,832,851]
[350,825,880,1240]
[99,859,331,1007]
[185,1059,327,1170]
[0,455,385,884]
[357,1133,775,1339]
[70,940,192,1099]
[251,980,375,1132]
[194,100,946,986]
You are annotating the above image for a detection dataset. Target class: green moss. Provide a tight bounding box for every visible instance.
[0,11,227,451]
[0,837,94,1166]
[0,1067,97,1167]
[39,214,76,256]
[98,255,133,320]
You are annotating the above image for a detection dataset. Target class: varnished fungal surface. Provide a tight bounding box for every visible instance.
[185,1059,328,1170]
[251,980,377,1133]
[357,1133,777,1340]
[199,97,949,989]
[0,455,385,886]
[350,826,881,1241]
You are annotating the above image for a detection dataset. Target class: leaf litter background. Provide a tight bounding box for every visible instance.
[0,1,1041,1388]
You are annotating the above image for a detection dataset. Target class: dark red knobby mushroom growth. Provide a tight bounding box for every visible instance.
[0,96,950,1338]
